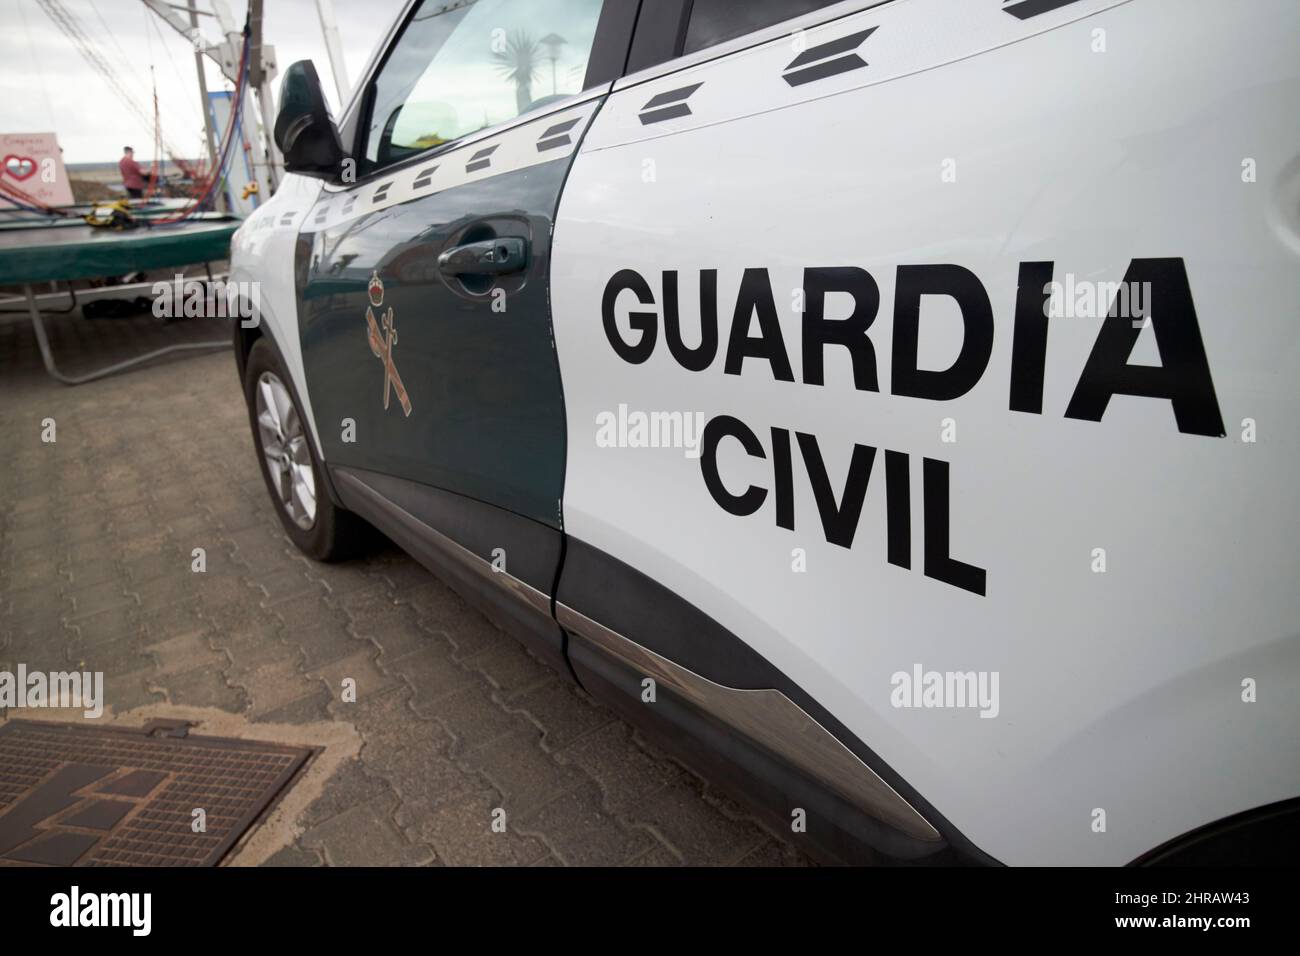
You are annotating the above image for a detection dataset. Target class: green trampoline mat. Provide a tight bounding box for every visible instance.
[0,216,240,285]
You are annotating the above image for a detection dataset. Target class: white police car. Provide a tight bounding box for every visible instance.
[230,0,1300,865]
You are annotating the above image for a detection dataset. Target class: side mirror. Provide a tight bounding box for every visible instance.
[274,60,346,180]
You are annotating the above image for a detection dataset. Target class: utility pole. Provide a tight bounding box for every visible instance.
[188,0,226,212]
[141,0,279,199]
[247,0,282,192]
[315,0,350,106]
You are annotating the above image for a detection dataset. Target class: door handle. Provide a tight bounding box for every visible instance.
[437,237,528,277]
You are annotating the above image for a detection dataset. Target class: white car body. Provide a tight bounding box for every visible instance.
[232,0,1300,865]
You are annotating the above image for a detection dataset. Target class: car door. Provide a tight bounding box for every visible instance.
[548,0,1300,866]
[296,0,636,673]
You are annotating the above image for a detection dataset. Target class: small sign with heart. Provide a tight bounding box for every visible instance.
[0,132,74,208]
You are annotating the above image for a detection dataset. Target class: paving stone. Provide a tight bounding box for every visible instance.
[261,842,324,867]
[367,620,446,663]
[5,585,71,625]
[462,729,587,820]
[209,622,291,670]
[72,634,154,676]
[422,681,533,755]
[284,620,361,670]
[226,527,293,575]
[396,790,548,867]
[4,524,56,554]
[396,644,477,704]
[108,502,152,528]
[157,661,247,712]
[308,648,403,708]
[298,557,382,597]
[403,590,510,659]
[300,802,434,867]
[65,580,138,620]
[196,578,264,628]
[624,842,684,866]
[463,640,553,695]
[0,335,807,867]
[60,537,119,569]
[3,628,75,667]
[136,599,207,642]
[146,631,225,675]
[300,757,398,830]
[253,565,323,607]
[3,555,64,593]
[101,667,164,715]
[737,838,814,867]
[626,777,769,866]
[515,782,655,867]
[232,657,322,717]
[163,511,220,541]
[555,721,684,816]
[254,685,332,724]
[128,572,204,612]
[64,605,137,648]
[624,842,686,868]
[505,677,614,752]
[340,596,426,648]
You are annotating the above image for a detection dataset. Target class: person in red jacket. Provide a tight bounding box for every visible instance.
[119,146,146,199]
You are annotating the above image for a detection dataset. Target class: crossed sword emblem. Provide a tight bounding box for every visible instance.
[365,271,413,416]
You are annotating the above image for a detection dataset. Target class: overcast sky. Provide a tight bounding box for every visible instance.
[1,0,407,163]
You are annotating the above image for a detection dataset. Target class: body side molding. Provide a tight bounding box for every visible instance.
[330,467,567,675]
[556,601,941,842]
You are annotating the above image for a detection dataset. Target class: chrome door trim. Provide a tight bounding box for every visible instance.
[556,602,942,842]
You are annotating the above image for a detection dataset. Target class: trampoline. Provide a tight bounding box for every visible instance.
[0,212,241,385]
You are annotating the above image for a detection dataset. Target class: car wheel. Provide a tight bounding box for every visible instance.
[243,337,366,561]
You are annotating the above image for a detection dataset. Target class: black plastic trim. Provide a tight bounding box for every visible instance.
[584,0,644,88]
[569,636,951,864]
[625,0,693,74]
[556,536,1000,866]
[1132,797,1300,866]
[335,466,560,593]
[330,465,570,678]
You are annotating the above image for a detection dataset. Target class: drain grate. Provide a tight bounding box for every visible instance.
[0,720,314,866]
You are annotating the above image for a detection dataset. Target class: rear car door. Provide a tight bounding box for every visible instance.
[549,0,1300,865]
[296,0,635,673]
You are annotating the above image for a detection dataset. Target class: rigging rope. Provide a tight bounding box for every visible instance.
[145,65,163,199]
[35,0,186,161]
[9,7,254,227]
[150,26,252,226]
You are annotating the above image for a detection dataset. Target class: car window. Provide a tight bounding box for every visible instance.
[363,0,606,173]
[683,0,846,55]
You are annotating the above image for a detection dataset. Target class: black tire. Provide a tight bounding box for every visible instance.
[242,336,367,561]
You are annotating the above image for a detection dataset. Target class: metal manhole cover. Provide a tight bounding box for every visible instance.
[0,720,314,867]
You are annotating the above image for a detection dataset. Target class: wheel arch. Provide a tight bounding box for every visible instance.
[233,302,344,510]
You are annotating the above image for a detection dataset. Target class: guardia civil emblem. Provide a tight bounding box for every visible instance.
[365,271,412,416]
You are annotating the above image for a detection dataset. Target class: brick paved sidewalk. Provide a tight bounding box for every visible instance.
[0,310,808,866]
